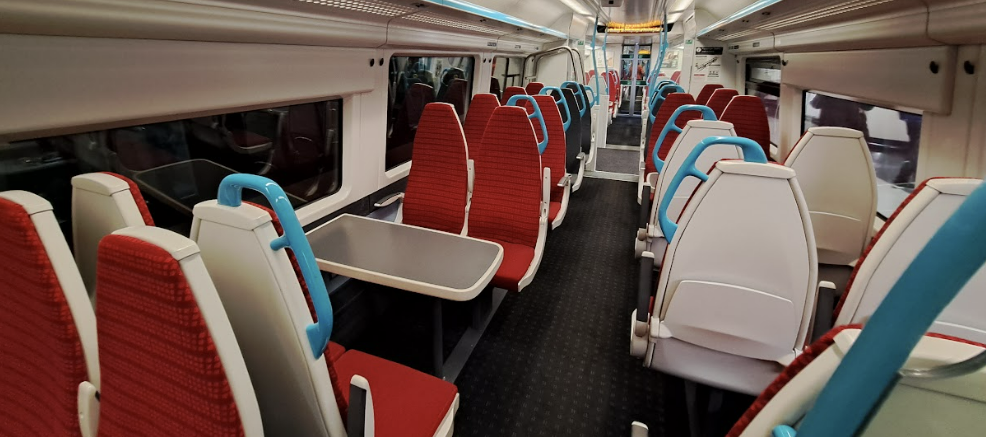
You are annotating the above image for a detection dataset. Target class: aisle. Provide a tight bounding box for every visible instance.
[454,178,684,436]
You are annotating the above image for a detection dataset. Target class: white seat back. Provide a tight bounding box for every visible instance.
[733,328,986,437]
[655,161,817,361]
[71,173,150,297]
[836,178,986,343]
[191,201,346,437]
[649,120,738,224]
[784,127,877,265]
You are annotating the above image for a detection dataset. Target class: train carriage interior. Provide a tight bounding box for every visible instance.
[5,0,986,436]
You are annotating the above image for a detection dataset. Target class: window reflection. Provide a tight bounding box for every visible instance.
[804,91,921,218]
[387,56,475,170]
[0,99,343,237]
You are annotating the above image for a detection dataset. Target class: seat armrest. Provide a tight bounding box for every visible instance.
[577,152,586,161]
[348,375,374,437]
[645,172,659,188]
[635,251,656,336]
[557,174,571,188]
[373,192,404,208]
[639,185,652,229]
[467,159,475,193]
[541,168,551,218]
[631,421,649,437]
[78,381,99,437]
[810,281,838,343]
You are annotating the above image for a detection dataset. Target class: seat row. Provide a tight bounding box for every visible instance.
[2,173,459,437]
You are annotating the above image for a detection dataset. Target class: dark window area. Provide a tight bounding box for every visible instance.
[745,57,782,146]
[387,56,475,170]
[491,55,523,100]
[803,91,922,218]
[0,99,343,237]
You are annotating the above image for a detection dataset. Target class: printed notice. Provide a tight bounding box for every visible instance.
[693,46,723,79]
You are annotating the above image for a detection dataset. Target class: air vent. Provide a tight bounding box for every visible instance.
[717,28,763,40]
[401,11,507,35]
[758,0,896,31]
[296,0,416,17]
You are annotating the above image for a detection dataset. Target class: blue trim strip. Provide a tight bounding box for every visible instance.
[591,16,601,106]
[506,94,550,154]
[648,84,684,124]
[562,81,588,117]
[540,86,572,131]
[697,0,783,37]
[422,0,569,39]
[585,86,596,109]
[602,30,610,96]
[217,174,334,360]
[791,181,986,437]
[657,136,767,241]
[651,105,717,173]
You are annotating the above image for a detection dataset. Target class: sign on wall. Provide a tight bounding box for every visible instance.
[694,46,723,80]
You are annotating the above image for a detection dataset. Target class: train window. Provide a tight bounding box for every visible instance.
[0,99,343,237]
[492,55,524,94]
[387,55,475,170]
[803,91,922,218]
[745,57,782,146]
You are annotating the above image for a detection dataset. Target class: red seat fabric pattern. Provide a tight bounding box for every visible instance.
[548,201,562,223]
[695,84,724,105]
[470,106,543,291]
[707,89,739,118]
[332,350,457,437]
[525,82,545,95]
[402,103,469,235]
[463,94,500,156]
[0,198,88,437]
[670,71,681,83]
[102,172,155,226]
[442,79,469,118]
[502,86,527,104]
[721,95,772,158]
[645,93,699,174]
[95,235,246,437]
[525,95,568,202]
[486,240,536,291]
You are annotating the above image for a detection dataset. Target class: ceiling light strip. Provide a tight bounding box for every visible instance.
[696,0,783,37]
[419,0,569,39]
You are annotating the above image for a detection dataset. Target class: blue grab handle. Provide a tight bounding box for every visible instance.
[585,86,596,109]
[648,80,676,104]
[506,94,550,154]
[658,136,767,242]
[648,84,685,124]
[651,105,718,173]
[217,174,334,360]
[562,81,587,117]
[540,87,572,131]
[792,181,986,436]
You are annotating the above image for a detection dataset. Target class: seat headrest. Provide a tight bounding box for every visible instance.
[707,88,739,118]
[463,94,501,154]
[525,82,545,95]
[502,86,527,103]
[480,106,539,157]
[721,95,771,157]
[696,84,724,105]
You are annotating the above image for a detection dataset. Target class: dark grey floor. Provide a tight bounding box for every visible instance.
[607,116,644,147]
[596,148,640,175]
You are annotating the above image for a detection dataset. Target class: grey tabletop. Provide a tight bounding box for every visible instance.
[307,214,503,301]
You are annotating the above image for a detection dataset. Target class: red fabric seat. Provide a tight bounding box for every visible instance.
[102,172,155,225]
[707,88,739,118]
[548,201,562,222]
[670,71,681,83]
[486,239,537,291]
[401,103,469,234]
[463,94,501,156]
[442,78,469,118]
[502,86,527,104]
[95,234,247,437]
[0,196,89,437]
[721,95,772,159]
[331,350,458,437]
[525,82,545,95]
[469,106,543,292]
[695,84,724,105]
[645,93,700,174]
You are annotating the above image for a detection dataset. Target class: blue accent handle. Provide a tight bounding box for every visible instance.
[658,136,767,242]
[217,174,334,360]
[651,105,718,173]
[648,80,676,103]
[648,84,685,124]
[585,86,596,109]
[562,81,587,117]
[794,182,986,436]
[506,94,550,154]
[772,425,797,437]
[540,87,572,131]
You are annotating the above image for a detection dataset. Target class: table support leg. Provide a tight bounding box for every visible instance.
[471,285,493,330]
[432,297,444,379]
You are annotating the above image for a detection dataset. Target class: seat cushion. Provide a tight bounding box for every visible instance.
[548,201,562,223]
[332,350,457,437]
[488,239,536,292]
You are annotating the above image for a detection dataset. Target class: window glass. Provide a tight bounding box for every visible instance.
[387,56,475,170]
[804,91,922,218]
[492,55,523,95]
[0,99,343,237]
[745,57,781,146]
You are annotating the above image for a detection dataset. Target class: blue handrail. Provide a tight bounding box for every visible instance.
[658,136,767,241]
[585,86,596,109]
[647,80,675,105]
[651,105,718,173]
[540,86,572,131]
[506,94,550,154]
[591,16,601,106]
[217,174,334,360]
[788,181,986,436]
[562,81,587,117]
[648,84,685,124]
